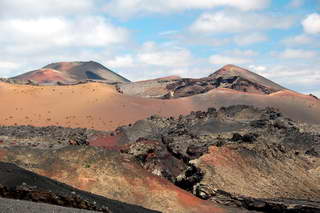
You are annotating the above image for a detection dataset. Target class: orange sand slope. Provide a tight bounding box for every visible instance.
[0,82,319,131]
[0,146,231,213]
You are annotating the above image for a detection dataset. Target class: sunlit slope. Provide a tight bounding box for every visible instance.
[0,82,319,131]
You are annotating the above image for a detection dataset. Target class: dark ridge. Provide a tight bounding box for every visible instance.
[117,64,287,99]
[309,94,319,100]
[0,162,160,213]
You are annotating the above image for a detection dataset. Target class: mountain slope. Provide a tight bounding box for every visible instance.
[0,146,238,213]
[11,68,73,84]
[0,162,159,213]
[12,61,130,84]
[1,106,320,212]
[117,64,286,99]
[209,64,286,93]
[167,64,286,98]
[99,105,320,212]
[0,80,319,132]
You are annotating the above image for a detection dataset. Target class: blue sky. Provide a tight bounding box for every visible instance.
[0,0,319,95]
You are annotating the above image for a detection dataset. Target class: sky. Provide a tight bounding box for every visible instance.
[0,0,319,96]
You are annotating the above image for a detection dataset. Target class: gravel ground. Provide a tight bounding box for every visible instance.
[0,198,97,213]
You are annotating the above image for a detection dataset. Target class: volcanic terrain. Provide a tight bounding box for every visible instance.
[1,105,320,212]
[0,64,319,131]
[1,62,320,213]
[117,64,286,98]
[11,61,130,84]
[0,162,159,213]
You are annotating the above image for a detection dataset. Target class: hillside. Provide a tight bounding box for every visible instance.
[118,64,287,99]
[0,80,319,132]
[1,106,320,212]
[11,61,130,84]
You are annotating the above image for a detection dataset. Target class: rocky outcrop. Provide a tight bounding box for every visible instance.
[0,78,39,85]
[194,188,320,213]
[163,65,286,98]
[1,105,320,212]
[117,65,286,99]
[164,75,277,98]
[309,94,319,100]
[109,105,320,212]
[0,125,107,149]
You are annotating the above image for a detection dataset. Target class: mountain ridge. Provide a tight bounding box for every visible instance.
[118,64,287,99]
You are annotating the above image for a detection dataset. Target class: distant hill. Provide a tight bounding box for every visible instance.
[209,64,286,94]
[12,61,130,84]
[2,64,319,129]
[117,64,287,98]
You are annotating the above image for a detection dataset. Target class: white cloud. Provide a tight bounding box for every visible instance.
[190,11,294,34]
[138,50,191,66]
[0,0,95,17]
[249,65,267,72]
[310,90,320,97]
[0,61,20,69]
[132,42,193,68]
[209,55,252,65]
[0,1,131,78]
[163,32,231,47]
[234,32,268,46]
[105,42,207,81]
[226,49,258,56]
[0,61,21,78]
[282,34,316,46]
[104,0,270,18]
[190,12,248,33]
[0,47,121,77]
[258,64,320,90]
[106,55,135,69]
[302,13,320,34]
[208,49,258,68]
[0,16,130,78]
[279,49,318,59]
[0,0,318,98]
[0,17,129,48]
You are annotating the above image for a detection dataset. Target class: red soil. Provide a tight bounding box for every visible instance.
[0,146,230,213]
[0,82,319,132]
[15,69,72,83]
[201,146,244,168]
[89,134,122,150]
